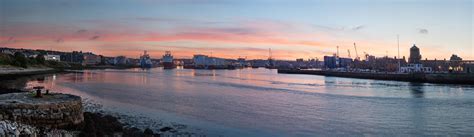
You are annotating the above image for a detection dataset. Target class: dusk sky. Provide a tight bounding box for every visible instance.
[0,0,472,60]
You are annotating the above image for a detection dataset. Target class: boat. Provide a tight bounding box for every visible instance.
[265,48,277,69]
[162,51,176,69]
[140,50,153,68]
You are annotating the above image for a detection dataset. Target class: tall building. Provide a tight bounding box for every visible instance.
[408,44,421,64]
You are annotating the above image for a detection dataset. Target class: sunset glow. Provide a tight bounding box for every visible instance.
[1,0,472,60]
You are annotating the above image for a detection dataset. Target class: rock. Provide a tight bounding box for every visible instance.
[22,127,32,135]
[159,127,173,132]
[144,128,153,136]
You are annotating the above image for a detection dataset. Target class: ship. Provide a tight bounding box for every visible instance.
[162,51,176,69]
[140,50,153,68]
[265,48,277,69]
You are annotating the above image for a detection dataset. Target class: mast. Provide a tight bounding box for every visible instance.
[397,35,401,72]
[268,48,272,59]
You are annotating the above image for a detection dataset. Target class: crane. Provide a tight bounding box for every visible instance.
[353,43,359,60]
[363,51,368,60]
[347,49,351,58]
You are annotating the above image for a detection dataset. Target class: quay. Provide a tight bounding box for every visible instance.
[278,69,474,85]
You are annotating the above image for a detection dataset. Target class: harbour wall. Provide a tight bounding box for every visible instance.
[278,69,474,85]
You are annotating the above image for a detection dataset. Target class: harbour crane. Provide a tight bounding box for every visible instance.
[353,43,360,60]
[347,49,351,58]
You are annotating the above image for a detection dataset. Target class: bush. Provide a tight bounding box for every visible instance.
[35,54,46,65]
[13,52,28,68]
[0,53,13,65]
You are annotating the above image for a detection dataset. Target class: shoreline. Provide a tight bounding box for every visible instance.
[0,92,196,137]
[0,71,202,137]
[278,69,474,85]
[0,67,59,78]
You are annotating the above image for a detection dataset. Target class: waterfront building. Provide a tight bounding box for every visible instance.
[82,53,101,66]
[400,64,432,73]
[250,59,268,68]
[339,58,353,68]
[44,54,61,61]
[114,56,129,65]
[400,44,433,73]
[464,63,474,73]
[61,51,84,64]
[408,44,421,64]
[324,56,337,69]
[193,54,228,68]
[0,48,14,55]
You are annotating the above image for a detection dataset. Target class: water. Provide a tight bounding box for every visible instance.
[22,68,474,136]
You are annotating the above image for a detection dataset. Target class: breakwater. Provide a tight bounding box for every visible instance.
[278,69,474,84]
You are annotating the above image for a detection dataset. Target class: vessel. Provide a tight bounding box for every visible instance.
[140,50,153,68]
[162,51,176,69]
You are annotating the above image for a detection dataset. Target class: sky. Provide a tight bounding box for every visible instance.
[0,0,472,60]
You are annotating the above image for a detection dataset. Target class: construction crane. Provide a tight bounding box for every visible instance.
[353,43,359,60]
[347,49,351,58]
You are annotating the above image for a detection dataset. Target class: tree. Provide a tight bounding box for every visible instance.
[0,54,13,65]
[36,54,46,65]
[13,52,28,68]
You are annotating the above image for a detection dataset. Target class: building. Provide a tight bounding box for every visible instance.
[0,48,15,55]
[82,53,101,66]
[324,56,337,69]
[408,44,421,64]
[339,58,353,68]
[44,54,61,61]
[400,64,432,73]
[61,51,84,63]
[193,54,228,67]
[401,44,432,73]
[464,63,474,73]
[114,56,129,65]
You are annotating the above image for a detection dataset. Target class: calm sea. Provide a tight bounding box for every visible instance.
[22,68,474,136]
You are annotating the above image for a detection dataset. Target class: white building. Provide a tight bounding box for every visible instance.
[44,55,61,61]
[1,49,14,55]
[400,64,432,73]
[193,54,227,67]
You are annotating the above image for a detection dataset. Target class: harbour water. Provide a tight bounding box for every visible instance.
[23,68,474,136]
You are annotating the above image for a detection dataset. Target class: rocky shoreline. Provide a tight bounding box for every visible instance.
[0,91,201,137]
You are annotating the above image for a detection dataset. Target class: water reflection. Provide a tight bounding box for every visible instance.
[409,83,425,98]
[2,69,474,136]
